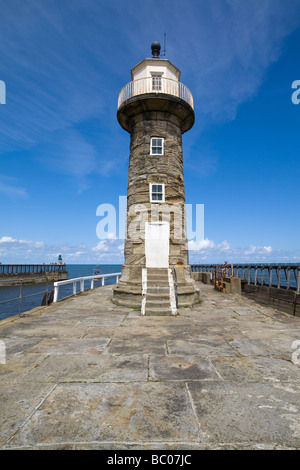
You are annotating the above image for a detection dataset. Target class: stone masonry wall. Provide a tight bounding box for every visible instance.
[121,110,189,282]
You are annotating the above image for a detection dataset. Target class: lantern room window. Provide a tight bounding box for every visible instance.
[151,72,162,91]
[150,137,164,155]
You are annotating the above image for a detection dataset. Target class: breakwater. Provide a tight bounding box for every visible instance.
[0,264,68,286]
[191,263,300,316]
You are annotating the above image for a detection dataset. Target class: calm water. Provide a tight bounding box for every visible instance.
[0,264,122,321]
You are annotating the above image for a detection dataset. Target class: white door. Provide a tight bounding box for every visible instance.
[145,222,169,268]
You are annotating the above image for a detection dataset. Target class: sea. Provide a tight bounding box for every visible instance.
[0,264,122,321]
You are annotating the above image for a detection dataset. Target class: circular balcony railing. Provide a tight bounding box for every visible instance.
[118,76,194,110]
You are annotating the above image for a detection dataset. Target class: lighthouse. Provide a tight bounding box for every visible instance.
[113,41,200,314]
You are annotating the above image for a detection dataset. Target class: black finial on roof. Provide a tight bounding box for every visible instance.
[151,41,161,58]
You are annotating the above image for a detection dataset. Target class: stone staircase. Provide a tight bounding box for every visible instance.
[142,268,177,316]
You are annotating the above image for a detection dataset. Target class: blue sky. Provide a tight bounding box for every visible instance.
[0,0,300,265]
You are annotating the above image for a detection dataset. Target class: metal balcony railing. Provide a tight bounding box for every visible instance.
[118,77,194,109]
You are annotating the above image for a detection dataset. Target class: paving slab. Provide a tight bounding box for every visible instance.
[167,338,239,357]
[107,337,168,356]
[26,336,112,355]
[1,282,300,450]
[148,355,221,382]
[18,353,149,384]
[0,381,55,445]
[187,381,300,447]
[6,382,201,448]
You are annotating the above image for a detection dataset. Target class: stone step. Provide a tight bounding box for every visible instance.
[145,306,173,316]
[146,298,170,308]
[146,292,170,300]
[147,286,170,294]
[147,276,169,284]
[143,268,173,315]
[147,268,169,276]
[147,282,169,289]
[147,268,169,273]
[147,273,169,281]
[147,278,169,285]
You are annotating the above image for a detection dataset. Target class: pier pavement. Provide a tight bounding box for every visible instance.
[1,282,300,450]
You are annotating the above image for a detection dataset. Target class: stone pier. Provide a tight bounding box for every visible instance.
[0,264,68,286]
[1,281,300,449]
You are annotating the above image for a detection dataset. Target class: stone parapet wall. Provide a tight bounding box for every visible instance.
[191,271,212,284]
[242,283,300,317]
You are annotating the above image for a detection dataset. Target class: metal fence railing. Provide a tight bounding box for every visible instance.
[0,272,122,318]
[191,264,300,292]
[0,277,52,317]
[53,273,121,302]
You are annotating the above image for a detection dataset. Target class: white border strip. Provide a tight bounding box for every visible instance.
[141,268,147,315]
[168,269,177,315]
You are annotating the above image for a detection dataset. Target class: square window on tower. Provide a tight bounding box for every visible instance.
[150,183,165,202]
[150,137,164,155]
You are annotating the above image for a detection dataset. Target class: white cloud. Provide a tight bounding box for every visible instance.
[188,238,231,252]
[66,251,87,258]
[245,245,273,255]
[0,232,298,266]
[0,236,17,243]
[245,245,257,255]
[90,238,125,263]
[91,241,110,253]
[0,236,44,248]
[188,237,299,264]
[2,0,299,157]
[188,238,216,251]
[218,240,231,251]
[0,235,125,264]
[107,233,117,240]
[0,175,28,199]
[174,0,300,123]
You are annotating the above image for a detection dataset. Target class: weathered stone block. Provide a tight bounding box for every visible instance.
[230,277,242,294]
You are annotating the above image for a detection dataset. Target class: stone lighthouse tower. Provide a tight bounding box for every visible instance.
[113,41,199,314]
